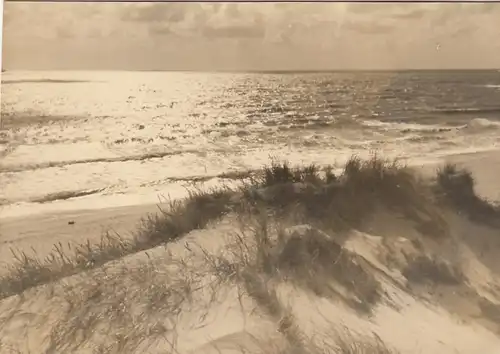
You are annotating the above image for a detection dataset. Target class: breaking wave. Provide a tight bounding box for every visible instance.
[461,117,500,132]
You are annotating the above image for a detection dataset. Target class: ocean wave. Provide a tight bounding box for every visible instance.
[30,188,106,204]
[430,107,500,116]
[1,169,256,207]
[0,148,227,173]
[461,118,500,132]
[2,79,91,85]
[359,119,452,133]
[361,116,500,136]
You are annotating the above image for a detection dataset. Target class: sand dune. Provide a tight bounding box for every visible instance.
[1,153,500,354]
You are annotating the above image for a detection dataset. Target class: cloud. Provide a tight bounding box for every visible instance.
[3,2,500,70]
[148,24,173,36]
[348,3,397,15]
[121,3,188,23]
[202,24,265,39]
[201,5,266,39]
[122,3,269,40]
[392,8,429,20]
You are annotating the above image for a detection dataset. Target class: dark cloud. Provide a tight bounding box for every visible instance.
[121,3,190,23]
[201,7,266,39]
[348,3,400,14]
[202,24,265,39]
[121,3,268,40]
[348,3,433,23]
[148,24,173,36]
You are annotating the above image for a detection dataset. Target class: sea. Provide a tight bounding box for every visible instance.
[1,70,500,217]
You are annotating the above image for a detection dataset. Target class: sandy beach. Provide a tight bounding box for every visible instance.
[0,203,159,267]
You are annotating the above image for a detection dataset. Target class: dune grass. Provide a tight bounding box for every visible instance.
[194,213,388,353]
[436,162,500,225]
[402,254,464,286]
[0,233,134,299]
[0,156,496,301]
[245,156,448,240]
[202,216,381,314]
[135,188,234,245]
[45,257,197,354]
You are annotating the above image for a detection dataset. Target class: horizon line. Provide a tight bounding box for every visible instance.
[3,68,500,73]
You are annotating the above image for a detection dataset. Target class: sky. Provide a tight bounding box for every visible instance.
[2,2,500,71]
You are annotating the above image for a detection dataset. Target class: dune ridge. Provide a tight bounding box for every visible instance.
[1,155,500,353]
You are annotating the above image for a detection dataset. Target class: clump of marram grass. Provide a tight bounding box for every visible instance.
[335,156,427,225]
[0,233,133,300]
[243,155,447,237]
[332,330,398,354]
[196,213,390,353]
[202,213,381,315]
[338,156,448,236]
[436,163,500,225]
[260,160,323,187]
[402,254,464,286]
[45,257,201,354]
[267,321,399,354]
[0,340,23,354]
[269,330,398,354]
[197,217,309,351]
[135,187,234,245]
[275,225,380,311]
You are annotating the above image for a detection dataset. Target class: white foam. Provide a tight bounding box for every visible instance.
[463,118,500,132]
[360,119,449,132]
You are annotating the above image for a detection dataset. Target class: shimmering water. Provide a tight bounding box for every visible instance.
[1,70,500,216]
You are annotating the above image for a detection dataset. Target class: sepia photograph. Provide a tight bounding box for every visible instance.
[1,2,500,353]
